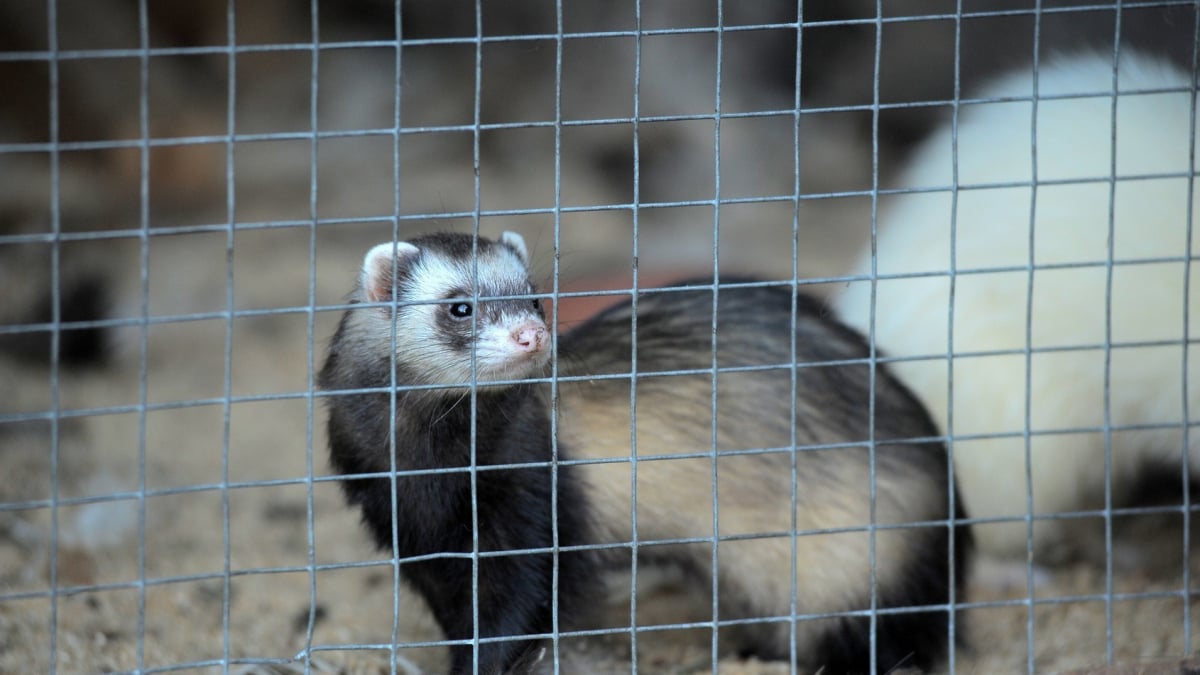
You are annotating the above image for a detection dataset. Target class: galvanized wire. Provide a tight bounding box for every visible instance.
[6,2,1200,674]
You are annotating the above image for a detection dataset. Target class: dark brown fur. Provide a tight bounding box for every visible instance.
[320,233,589,674]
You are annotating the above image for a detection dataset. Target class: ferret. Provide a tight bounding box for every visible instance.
[834,51,1200,563]
[320,231,969,674]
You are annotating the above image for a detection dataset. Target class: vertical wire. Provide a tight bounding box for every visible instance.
[787,3,803,671]
[135,0,153,670]
[300,0,325,670]
[550,0,565,671]
[1024,4,1044,672]
[1102,4,1125,663]
[387,0,405,673]
[1181,2,1200,654]
[867,3,884,670]
[219,0,241,669]
[44,1,61,672]
[708,0,725,666]
[469,1,484,671]
[628,2,643,671]
[946,3,964,671]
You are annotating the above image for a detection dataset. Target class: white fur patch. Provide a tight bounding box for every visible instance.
[500,230,529,265]
[834,51,1200,559]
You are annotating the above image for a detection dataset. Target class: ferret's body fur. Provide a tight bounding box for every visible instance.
[834,51,1200,562]
[321,232,968,674]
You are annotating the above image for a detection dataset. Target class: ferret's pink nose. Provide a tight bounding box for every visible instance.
[512,322,548,353]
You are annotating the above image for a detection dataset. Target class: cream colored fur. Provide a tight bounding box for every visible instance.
[557,361,943,646]
[835,51,1200,560]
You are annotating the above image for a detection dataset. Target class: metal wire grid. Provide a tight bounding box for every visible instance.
[0,1,1199,673]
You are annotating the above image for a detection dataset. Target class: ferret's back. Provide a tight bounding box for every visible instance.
[555,283,958,668]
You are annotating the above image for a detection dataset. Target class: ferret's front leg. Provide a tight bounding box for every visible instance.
[406,552,552,674]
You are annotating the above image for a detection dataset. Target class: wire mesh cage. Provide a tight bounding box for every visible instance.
[3,1,1200,673]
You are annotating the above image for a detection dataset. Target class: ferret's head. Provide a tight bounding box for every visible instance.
[353,231,550,387]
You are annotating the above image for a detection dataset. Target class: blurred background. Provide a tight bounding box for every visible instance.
[3,1,1200,672]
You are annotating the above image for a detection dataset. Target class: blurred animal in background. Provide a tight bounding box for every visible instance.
[836,50,1200,567]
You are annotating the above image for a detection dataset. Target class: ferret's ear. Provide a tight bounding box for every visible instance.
[361,241,419,303]
[499,231,528,265]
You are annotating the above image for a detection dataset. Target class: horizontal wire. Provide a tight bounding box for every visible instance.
[1,0,1193,64]
[2,83,1195,156]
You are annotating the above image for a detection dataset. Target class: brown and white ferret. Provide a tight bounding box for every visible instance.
[319,231,969,674]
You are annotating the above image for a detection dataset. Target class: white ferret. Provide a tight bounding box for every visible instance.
[835,50,1200,562]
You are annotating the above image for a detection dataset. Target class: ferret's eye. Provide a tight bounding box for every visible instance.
[448,302,473,319]
[530,299,541,311]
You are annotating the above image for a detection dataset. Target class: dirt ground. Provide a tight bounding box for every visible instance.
[5,194,1200,675]
[5,2,1200,674]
